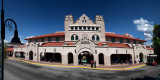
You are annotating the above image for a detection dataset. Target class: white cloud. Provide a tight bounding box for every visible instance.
[133,17,153,33]
[4,40,8,43]
[133,17,153,40]
[20,39,27,44]
[26,36,34,38]
[144,33,152,40]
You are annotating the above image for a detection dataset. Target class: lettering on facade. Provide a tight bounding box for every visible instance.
[81,42,90,44]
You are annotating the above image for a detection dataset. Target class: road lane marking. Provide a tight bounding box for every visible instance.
[7,58,146,71]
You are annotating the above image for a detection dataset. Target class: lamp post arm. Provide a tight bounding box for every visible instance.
[5,19,18,31]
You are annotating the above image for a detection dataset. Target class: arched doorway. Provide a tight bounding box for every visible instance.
[99,53,104,64]
[15,52,18,57]
[78,51,94,65]
[40,53,44,61]
[68,53,73,64]
[29,51,33,60]
[20,52,25,58]
[53,53,61,62]
[111,54,132,65]
[44,53,62,63]
[139,53,143,63]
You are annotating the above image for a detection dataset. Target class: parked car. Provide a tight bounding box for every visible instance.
[147,54,157,66]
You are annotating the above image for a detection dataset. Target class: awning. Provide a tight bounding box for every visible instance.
[5,48,13,52]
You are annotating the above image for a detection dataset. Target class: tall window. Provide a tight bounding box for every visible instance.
[35,39,38,42]
[127,39,130,43]
[92,35,99,41]
[75,27,77,30]
[92,27,95,30]
[71,27,73,30]
[96,27,99,30]
[88,27,90,30]
[71,35,74,41]
[96,36,100,41]
[76,35,79,40]
[111,38,115,42]
[71,35,78,41]
[79,27,82,30]
[48,37,51,42]
[56,37,60,41]
[41,38,44,42]
[133,40,136,44]
[92,36,95,41]
[30,39,32,42]
[139,41,141,44]
[119,38,123,43]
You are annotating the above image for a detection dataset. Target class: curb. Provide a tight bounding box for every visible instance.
[8,58,146,71]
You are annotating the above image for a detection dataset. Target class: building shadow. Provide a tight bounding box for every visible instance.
[132,76,159,80]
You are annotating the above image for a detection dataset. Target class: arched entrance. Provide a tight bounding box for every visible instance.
[19,52,25,58]
[99,53,104,64]
[40,52,44,61]
[111,54,132,65]
[139,53,143,63]
[78,51,94,65]
[29,51,33,60]
[15,52,18,57]
[44,53,62,63]
[68,53,73,64]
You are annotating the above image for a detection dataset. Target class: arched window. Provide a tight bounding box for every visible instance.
[92,36,95,41]
[76,35,79,40]
[96,36,100,41]
[71,35,74,41]
[71,35,78,41]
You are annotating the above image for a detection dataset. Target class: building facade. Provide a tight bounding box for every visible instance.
[6,14,154,66]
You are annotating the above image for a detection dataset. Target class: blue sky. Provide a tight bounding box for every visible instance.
[1,0,160,45]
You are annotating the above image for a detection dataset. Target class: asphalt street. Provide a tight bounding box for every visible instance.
[3,59,160,80]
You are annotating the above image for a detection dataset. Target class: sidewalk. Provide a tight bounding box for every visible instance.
[7,57,146,70]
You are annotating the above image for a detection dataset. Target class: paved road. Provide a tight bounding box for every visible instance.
[4,59,160,80]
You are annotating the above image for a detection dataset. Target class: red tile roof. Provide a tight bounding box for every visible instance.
[17,45,25,48]
[68,43,73,45]
[5,48,13,52]
[147,48,153,50]
[107,43,130,48]
[105,33,146,42]
[98,43,103,46]
[25,32,65,40]
[97,43,107,46]
[24,32,146,43]
[41,42,64,46]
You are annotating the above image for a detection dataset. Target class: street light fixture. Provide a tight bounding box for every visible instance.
[1,0,22,80]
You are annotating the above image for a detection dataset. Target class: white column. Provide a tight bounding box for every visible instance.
[77,27,79,30]
[132,54,134,64]
[13,52,15,58]
[82,27,84,30]
[62,55,68,64]
[104,55,111,66]
[94,54,99,66]
[74,54,78,65]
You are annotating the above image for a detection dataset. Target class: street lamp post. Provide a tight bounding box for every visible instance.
[1,0,5,80]
[1,0,21,80]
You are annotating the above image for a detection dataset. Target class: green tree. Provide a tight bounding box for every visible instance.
[0,30,9,62]
[0,41,9,62]
[152,24,160,61]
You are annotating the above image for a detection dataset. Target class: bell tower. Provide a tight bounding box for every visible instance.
[64,15,74,41]
[95,15,105,42]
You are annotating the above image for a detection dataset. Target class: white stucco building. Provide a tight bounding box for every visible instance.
[6,14,154,66]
